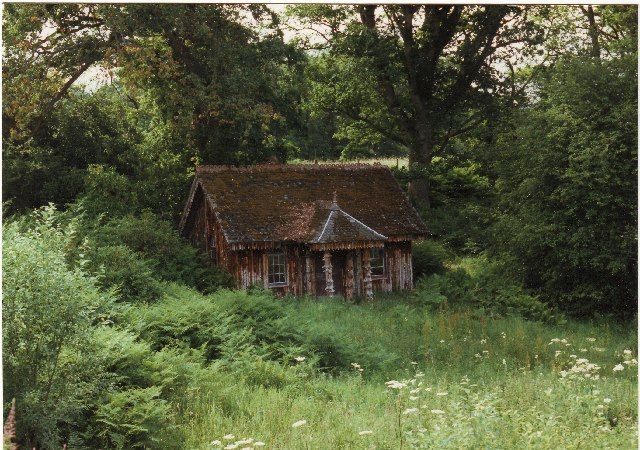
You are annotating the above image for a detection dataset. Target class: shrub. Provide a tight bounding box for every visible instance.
[78,165,138,219]
[2,208,113,448]
[84,245,162,303]
[412,240,448,278]
[414,258,558,323]
[86,211,234,292]
[303,324,361,372]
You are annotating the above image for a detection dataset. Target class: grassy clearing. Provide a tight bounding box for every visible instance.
[178,295,638,449]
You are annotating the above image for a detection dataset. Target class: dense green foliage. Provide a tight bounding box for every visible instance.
[490,56,637,318]
[2,4,638,449]
[3,209,637,448]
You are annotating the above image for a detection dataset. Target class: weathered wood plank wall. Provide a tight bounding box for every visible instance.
[186,192,414,297]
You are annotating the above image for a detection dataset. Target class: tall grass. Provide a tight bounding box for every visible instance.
[177,295,637,449]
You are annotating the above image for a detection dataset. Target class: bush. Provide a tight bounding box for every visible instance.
[86,211,234,293]
[412,240,448,278]
[79,165,138,219]
[85,245,162,303]
[414,258,558,323]
[2,208,113,448]
[303,324,361,372]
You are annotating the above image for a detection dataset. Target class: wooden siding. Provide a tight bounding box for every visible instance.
[185,190,414,297]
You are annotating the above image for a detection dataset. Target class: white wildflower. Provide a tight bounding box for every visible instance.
[436,392,448,396]
[403,408,418,415]
[358,430,373,436]
[613,364,624,372]
[409,396,419,401]
[294,356,306,362]
[254,442,265,447]
[430,409,445,414]
[236,439,253,445]
[223,435,235,440]
[440,340,445,343]
[604,398,611,404]
[211,440,222,446]
[587,337,596,342]
[410,388,421,394]
[623,349,633,355]
[292,420,307,428]
[224,445,238,450]
[385,380,407,389]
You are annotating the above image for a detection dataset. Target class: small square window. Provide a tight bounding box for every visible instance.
[370,248,385,278]
[268,252,287,286]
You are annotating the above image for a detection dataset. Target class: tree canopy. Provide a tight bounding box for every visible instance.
[2,4,637,318]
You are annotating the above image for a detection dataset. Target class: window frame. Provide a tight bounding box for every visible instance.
[369,247,385,279]
[267,251,288,287]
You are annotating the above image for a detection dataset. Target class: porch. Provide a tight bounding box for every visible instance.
[304,246,386,300]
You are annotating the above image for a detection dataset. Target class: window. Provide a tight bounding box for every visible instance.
[268,252,287,286]
[370,248,385,277]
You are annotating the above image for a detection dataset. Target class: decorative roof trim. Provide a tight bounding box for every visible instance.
[311,205,387,244]
[309,241,386,251]
[315,210,335,243]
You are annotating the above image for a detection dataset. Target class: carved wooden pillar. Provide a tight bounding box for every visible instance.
[305,253,314,295]
[362,248,373,300]
[345,252,355,301]
[323,250,334,297]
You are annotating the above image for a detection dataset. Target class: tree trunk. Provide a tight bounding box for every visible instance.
[407,124,433,209]
[583,6,601,59]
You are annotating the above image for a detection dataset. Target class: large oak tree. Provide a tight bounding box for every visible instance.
[292,5,541,206]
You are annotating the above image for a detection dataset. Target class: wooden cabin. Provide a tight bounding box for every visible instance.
[179,163,429,299]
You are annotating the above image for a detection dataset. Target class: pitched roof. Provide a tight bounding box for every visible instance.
[180,163,429,246]
[310,199,387,244]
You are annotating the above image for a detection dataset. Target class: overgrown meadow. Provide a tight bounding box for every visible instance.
[3,207,637,449]
[2,4,637,450]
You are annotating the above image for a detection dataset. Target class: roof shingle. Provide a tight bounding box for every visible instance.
[182,163,429,244]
